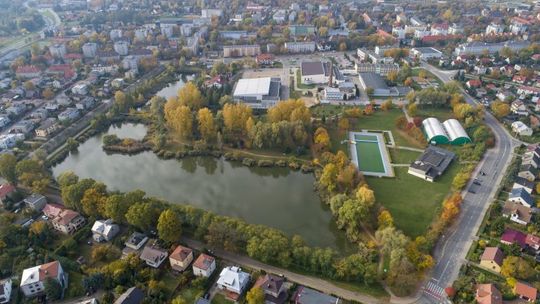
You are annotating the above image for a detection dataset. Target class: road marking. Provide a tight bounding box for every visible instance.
[422,280,446,302]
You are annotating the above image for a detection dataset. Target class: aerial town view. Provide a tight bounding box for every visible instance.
[0,0,540,303]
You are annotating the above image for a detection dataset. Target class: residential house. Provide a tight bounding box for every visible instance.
[518,164,538,182]
[526,234,540,251]
[513,177,535,194]
[511,100,529,116]
[479,247,504,273]
[0,279,12,304]
[466,79,482,89]
[114,287,144,304]
[217,266,250,298]
[58,108,80,122]
[20,261,68,298]
[293,286,340,304]
[502,201,533,225]
[51,209,86,234]
[501,229,527,248]
[169,245,193,272]
[522,152,540,169]
[11,120,35,135]
[509,187,535,207]
[91,219,120,242]
[408,146,455,182]
[0,134,24,150]
[122,232,148,257]
[253,274,287,304]
[15,66,41,78]
[515,282,537,302]
[35,118,60,138]
[256,54,275,65]
[24,193,46,211]
[139,242,168,268]
[0,184,15,206]
[475,284,502,304]
[511,120,533,136]
[193,254,216,277]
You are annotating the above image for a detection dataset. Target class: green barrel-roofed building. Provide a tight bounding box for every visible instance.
[422,117,450,145]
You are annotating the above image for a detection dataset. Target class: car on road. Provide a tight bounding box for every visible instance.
[468,188,476,194]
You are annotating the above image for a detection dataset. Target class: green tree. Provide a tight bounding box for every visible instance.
[44,278,62,301]
[246,287,265,304]
[15,159,49,193]
[126,202,161,232]
[501,256,534,279]
[157,209,182,243]
[0,154,17,184]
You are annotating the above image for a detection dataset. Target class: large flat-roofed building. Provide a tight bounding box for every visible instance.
[408,146,455,182]
[355,63,400,76]
[233,77,281,109]
[284,41,316,53]
[410,47,443,60]
[358,72,410,97]
[223,45,261,58]
[301,61,344,85]
[454,40,530,56]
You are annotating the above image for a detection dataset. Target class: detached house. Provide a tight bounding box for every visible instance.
[139,242,168,268]
[169,245,193,272]
[511,100,529,116]
[51,209,86,234]
[91,219,120,242]
[479,247,504,273]
[509,187,535,207]
[503,201,533,225]
[122,232,148,257]
[522,152,540,169]
[0,184,15,206]
[475,284,502,304]
[253,274,287,304]
[513,177,535,194]
[501,229,527,249]
[0,279,12,304]
[518,164,538,182]
[217,266,250,299]
[20,261,67,298]
[24,193,46,211]
[515,282,537,302]
[193,254,216,278]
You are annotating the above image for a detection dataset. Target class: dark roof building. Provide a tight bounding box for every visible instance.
[293,286,340,304]
[114,287,144,304]
[408,146,455,182]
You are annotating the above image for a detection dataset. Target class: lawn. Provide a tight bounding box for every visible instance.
[366,163,460,237]
[174,286,205,303]
[212,294,231,304]
[388,148,421,164]
[296,69,316,89]
[161,271,181,298]
[416,107,455,121]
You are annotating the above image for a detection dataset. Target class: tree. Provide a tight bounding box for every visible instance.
[177,82,205,109]
[246,287,265,304]
[167,105,193,140]
[23,80,35,91]
[222,103,253,138]
[114,91,131,112]
[197,108,216,143]
[44,278,62,301]
[0,154,17,184]
[126,202,161,232]
[57,171,79,188]
[375,226,409,255]
[319,163,338,193]
[491,101,510,118]
[157,209,182,243]
[314,127,330,152]
[338,117,350,131]
[381,99,393,111]
[61,178,96,211]
[15,159,49,193]
[501,256,534,279]
[81,185,108,217]
[407,102,418,116]
[378,209,394,229]
[42,88,54,99]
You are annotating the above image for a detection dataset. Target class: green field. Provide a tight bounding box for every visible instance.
[366,163,459,237]
[354,135,386,173]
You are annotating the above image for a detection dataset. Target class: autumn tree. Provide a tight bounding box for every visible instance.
[157,209,182,243]
[15,159,49,193]
[246,287,265,304]
[267,99,311,126]
[501,256,534,279]
[197,108,216,143]
[177,82,206,109]
[407,102,418,116]
[381,99,393,111]
[314,127,331,152]
[222,103,253,138]
[81,184,108,217]
[338,117,350,131]
[42,88,54,100]
[166,105,193,140]
[378,209,394,229]
[126,202,161,232]
[491,101,510,118]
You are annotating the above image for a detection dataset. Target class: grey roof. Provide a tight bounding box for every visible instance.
[410,146,455,178]
[195,299,210,304]
[114,287,144,304]
[294,286,340,304]
[140,245,167,263]
[24,193,45,204]
[510,187,535,206]
[359,72,388,90]
[301,61,325,76]
[514,177,535,189]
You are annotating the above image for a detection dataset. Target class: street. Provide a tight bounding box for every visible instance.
[415,63,520,304]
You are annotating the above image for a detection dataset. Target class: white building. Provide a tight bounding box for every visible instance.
[71,83,89,95]
[91,219,120,242]
[201,9,223,18]
[49,43,67,59]
[160,24,175,38]
[486,23,505,35]
[20,261,67,298]
[114,41,129,56]
[134,28,148,40]
[284,41,316,53]
[217,266,250,295]
[410,47,443,60]
[323,87,345,101]
[193,254,216,277]
[110,29,123,40]
[233,77,281,109]
[58,108,80,122]
[454,41,530,56]
[273,9,288,23]
[512,121,533,136]
[448,23,464,35]
[0,133,24,150]
[82,43,98,58]
[0,279,11,304]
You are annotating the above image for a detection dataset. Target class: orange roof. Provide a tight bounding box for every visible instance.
[0,184,15,198]
[481,247,504,266]
[515,282,537,300]
[43,203,65,218]
[170,245,192,261]
[476,284,502,304]
[55,209,81,225]
[39,261,60,281]
[193,253,215,270]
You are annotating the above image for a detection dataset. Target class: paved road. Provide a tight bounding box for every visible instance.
[414,63,520,303]
[181,237,387,304]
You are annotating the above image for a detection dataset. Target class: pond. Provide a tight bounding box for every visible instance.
[52,123,350,250]
[156,76,190,99]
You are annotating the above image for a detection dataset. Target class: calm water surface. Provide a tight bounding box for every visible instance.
[52,123,350,249]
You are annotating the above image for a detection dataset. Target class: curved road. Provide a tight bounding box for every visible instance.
[414,63,520,304]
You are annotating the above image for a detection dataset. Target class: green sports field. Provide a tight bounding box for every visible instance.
[354,134,386,173]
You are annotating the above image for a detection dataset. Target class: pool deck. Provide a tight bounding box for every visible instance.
[349,131,395,178]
